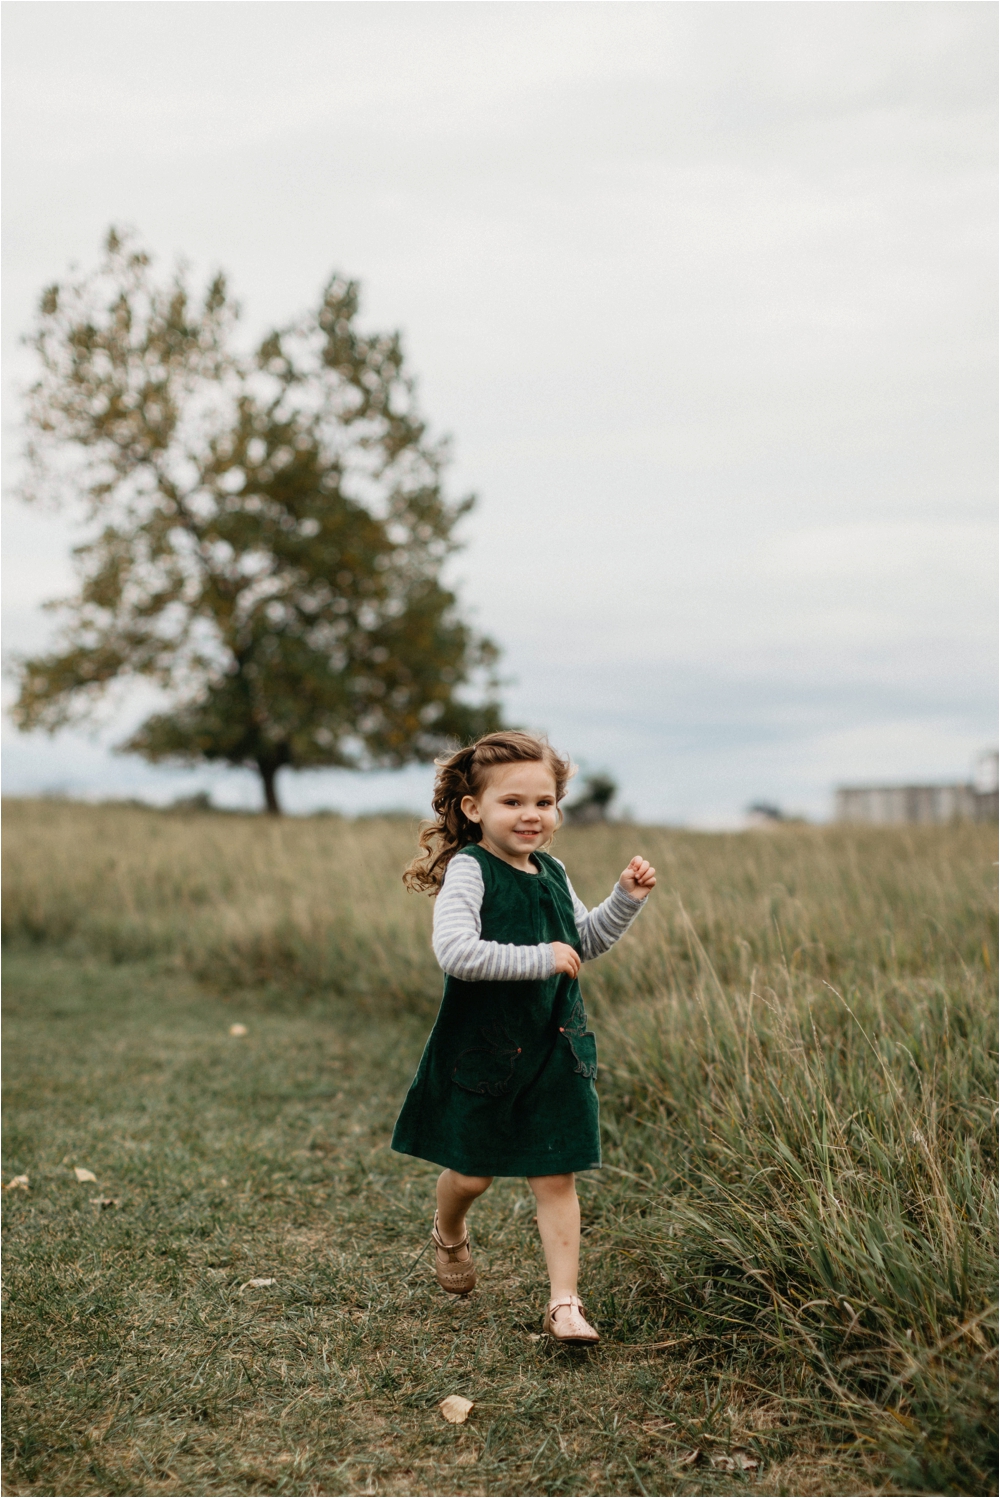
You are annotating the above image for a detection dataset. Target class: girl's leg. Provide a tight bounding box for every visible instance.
[436,1169,492,1249]
[527,1172,580,1300]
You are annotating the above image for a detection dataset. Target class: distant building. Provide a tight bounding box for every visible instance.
[835,751,998,825]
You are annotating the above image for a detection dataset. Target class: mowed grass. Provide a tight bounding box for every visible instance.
[3,951,856,1498]
[3,801,998,1496]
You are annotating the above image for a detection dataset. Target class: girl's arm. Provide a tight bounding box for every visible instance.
[433,856,555,981]
[554,859,647,962]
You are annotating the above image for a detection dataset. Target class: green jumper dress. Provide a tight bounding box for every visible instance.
[391,844,601,1178]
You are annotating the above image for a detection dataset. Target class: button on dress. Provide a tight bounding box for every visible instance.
[391,845,602,1177]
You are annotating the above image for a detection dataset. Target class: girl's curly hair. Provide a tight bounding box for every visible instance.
[402,731,575,894]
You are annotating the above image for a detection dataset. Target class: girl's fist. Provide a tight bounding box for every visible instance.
[550,941,582,978]
[620,856,656,900]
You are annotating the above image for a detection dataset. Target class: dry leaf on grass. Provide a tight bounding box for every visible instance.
[90,1197,120,1210]
[679,1448,702,1467]
[439,1395,474,1424]
[711,1449,759,1472]
[229,1023,248,1037]
[527,1333,543,1342]
[4,1174,29,1190]
[73,1167,97,1183]
[241,1277,277,1291]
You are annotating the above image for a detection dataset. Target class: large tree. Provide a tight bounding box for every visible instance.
[12,230,501,812]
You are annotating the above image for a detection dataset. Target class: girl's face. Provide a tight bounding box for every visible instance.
[461,760,560,869]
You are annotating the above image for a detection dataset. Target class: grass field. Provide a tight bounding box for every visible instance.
[3,800,997,1497]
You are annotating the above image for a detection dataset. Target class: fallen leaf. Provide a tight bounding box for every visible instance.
[73,1167,97,1183]
[229,1023,248,1037]
[527,1333,543,1342]
[4,1174,29,1190]
[711,1450,759,1472]
[679,1449,702,1467]
[439,1395,474,1424]
[276,1453,293,1464]
[90,1197,120,1210]
[241,1277,277,1291]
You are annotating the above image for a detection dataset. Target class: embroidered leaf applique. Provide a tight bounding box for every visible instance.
[558,997,598,1079]
[451,1021,523,1097]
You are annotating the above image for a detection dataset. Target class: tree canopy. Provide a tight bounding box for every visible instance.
[564,774,618,825]
[12,230,501,811]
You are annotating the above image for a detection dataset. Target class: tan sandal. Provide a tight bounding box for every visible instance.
[543,1294,599,1344]
[432,1211,477,1296]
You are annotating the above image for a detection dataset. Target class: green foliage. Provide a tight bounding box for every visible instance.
[12,229,500,811]
[564,774,618,825]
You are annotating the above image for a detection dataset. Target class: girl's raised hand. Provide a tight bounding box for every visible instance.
[620,856,656,900]
[550,941,582,978]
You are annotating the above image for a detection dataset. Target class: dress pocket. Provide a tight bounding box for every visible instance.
[451,1021,522,1097]
[558,997,599,1080]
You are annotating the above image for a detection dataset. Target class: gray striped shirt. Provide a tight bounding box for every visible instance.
[432,853,645,982]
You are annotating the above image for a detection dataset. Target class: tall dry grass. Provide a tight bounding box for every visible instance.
[3,799,437,1004]
[3,798,997,1491]
[4,799,992,1002]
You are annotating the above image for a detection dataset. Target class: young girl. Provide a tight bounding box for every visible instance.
[391,731,655,1344]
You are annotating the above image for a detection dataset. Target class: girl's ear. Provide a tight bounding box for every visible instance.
[460,793,481,824]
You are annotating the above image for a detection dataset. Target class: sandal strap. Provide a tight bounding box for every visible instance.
[547,1295,584,1314]
[432,1212,469,1252]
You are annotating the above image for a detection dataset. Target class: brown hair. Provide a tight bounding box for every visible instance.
[402,731,575,894]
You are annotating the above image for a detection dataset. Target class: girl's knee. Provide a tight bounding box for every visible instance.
[445,1170,493,1197]
[527,1172,576,1200]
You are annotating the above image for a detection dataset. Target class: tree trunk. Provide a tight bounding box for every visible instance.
[259,761,282,815]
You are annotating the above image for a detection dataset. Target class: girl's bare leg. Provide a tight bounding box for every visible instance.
[436,1169,492,1252]
[527,1172,580,1300]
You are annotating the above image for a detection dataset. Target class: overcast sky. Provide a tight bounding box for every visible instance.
[3,1,996,823]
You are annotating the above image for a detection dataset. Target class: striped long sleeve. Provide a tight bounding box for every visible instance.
[432,854,645,982]
[554,858,646,961]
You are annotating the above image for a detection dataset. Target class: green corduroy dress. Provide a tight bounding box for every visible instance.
[391,844,601,1178]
